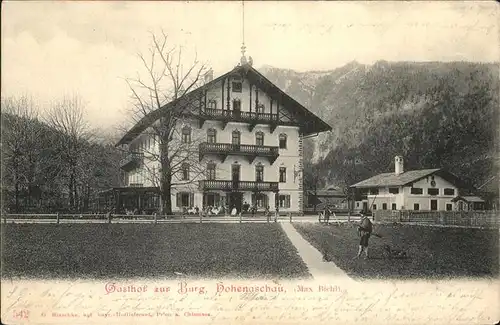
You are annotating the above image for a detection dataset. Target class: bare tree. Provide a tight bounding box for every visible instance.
[124,31,208,215]
[1,95,43,212]
[45,95,91,210]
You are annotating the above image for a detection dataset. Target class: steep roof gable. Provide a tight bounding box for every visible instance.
[117,64,331,146]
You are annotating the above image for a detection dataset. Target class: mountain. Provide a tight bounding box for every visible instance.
[259,61,499,191]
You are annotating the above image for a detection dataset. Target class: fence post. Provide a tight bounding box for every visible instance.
[154,213,158,225]
[267,213,270,223]
[3,216,6,224]
[56,213,60,224]
[108,213,112,224]
[199,212,202,224]
[239,212,242,224]
[289,213,292,223]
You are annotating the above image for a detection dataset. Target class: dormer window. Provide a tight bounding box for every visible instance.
[232,82,242,93]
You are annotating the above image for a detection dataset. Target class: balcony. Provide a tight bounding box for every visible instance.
[120,152,144,171]
[199,108,279,132]
[199,142,279,164]
[199,180,279,192]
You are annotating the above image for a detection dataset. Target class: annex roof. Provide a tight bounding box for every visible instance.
[116,64,332,146]
[350,169,441,188]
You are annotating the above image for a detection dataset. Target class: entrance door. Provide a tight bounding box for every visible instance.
[430,199,438,211]
[232,164,240,190]
[228,192,243,214]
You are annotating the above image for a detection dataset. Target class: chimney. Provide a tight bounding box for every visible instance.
[204,69,213,83]
[395,156,404,175]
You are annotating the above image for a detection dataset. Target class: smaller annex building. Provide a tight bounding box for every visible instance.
[350,156,485,212]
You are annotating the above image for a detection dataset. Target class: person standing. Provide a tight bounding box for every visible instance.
[324,206,331,224]
[356,213,373,259]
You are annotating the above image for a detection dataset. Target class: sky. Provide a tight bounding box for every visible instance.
[2,1,498,131]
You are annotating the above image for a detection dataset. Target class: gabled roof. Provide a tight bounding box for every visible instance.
[116,64,332,146]
[351,168,474,190]
[351,169,440,188]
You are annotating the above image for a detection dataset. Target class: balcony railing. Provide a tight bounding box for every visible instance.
[199,180,279,192]
[199,142,279,163]
[202,108,278,122]
[120,152,144,171]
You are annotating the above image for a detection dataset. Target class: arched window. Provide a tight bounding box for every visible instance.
[206,162,216,180]
[181,126,191,144]
[255,163,264,182]
[279,133,287,149]
[207,128,217,143]
[255,131,264,146]
[181,163,190,180]
[207,99,217,109]
[232,99,241,111]
[232,130,241,145]
[256,103,265,114]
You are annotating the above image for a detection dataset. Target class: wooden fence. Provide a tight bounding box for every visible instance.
[373,210,499,227]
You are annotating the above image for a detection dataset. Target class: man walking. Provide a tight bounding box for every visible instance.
[356,213,373,259]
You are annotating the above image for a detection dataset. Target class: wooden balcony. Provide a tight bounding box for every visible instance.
[199,108,279,132]
[120,152,144,171]
[199,180,279,192]
[199,142,279,164]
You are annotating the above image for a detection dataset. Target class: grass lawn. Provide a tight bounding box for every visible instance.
[294,222,499,280]
[1,223,310,280]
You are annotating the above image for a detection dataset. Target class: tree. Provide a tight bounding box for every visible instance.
[2,96,39,212]
[125,31,208,215]
[45,95,91,210]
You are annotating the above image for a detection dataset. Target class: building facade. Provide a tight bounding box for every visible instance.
[351,156,482,212]
[108,60,331,214]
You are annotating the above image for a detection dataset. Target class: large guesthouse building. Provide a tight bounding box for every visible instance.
[104,58,331,215]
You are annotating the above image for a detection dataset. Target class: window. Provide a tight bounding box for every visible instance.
[232,99,241,111]
[279,167,286,183]
[356,202,360,208]
[391,203,397,210]
[256,103,265,113]
[430,199,438,211]
[203,193,220,207]
[413,203,420,211]
[207,99,217,109]
[255,163,264,182]
[279,134,287,149]
[181,126,191,144]
[181,163,190,180]
[278,195,291,208]
[382,203,387,210]
[410,187,423,195]
[444,188,455,196]
[177,192,193,208]
[389,188,399,194]
[232,130,241,145]
[252,193,268,208]
[206,162,216,180]
[372,204,377,210]
[446,203,453,211]
[207,128,217,143]
[232,82,242,92]
[255,131,264,146]
[428,188,439,196]
[370,188,379,195]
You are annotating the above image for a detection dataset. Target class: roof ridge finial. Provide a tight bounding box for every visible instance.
[240,1,248,66]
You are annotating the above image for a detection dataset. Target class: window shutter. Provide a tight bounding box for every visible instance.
[264,194,268,208]
[189,193,194,207]
[251,193,256,206]
[286,195,291,208]
[202,193,207,207]
[215,193,220,206]
[176,193,181,207]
